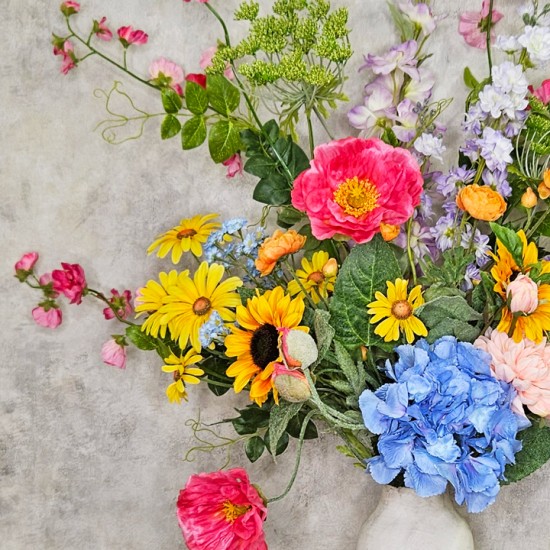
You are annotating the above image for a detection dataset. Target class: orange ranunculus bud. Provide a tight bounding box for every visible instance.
[379,222,400,242]
[521,188,538,209]
[544,169,550,189]
[255,229,306,276]
[322,258,338,278]
[539,177,550,200]
[456,184,506,222]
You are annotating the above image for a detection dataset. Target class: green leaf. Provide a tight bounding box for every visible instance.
[161,88,182,114]
[416,295,482,343]
[313,309,335,363]
[330,236,401,350]
[244,155,278,178]
[253,174,291,206]
[185,81,209,115]
[277,205,304,228]
[125,325,158,351]
[531,210,550,239]
[381,127,399,147]
[267,402,302,457]
[264,429,289,456]
[245,436,265,463]
[208,120,242,163]
[334,341,366,397]
[286,411,318,440]
[504,422,550,484]
[489,223,524,268]
[463,67,479,89]
[160,115,181,140]
[237,286,256,304]
[206,74,241,115]
[181,116,207,150]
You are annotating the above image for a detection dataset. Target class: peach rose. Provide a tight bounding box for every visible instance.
[456,184,506,221]
[255,229,306,276]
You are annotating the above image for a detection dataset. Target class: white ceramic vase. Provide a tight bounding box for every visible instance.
[356,486,475,550]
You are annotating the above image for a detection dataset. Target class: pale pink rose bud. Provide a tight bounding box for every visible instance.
[15,252,39,281]
[507,274,539,315]
[272,363,311,403]
[221,153,243,178]
[32,305,62,329]
[279,328,318,369]
[101,338,127,369]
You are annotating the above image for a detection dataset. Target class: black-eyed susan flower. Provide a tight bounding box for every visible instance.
[367,279,427,344]
[224,287,308,406]
[158,262,242,352]
[147,213,220,263]
[161,349,204,404]
[287,250,337,304]
[134,270,190,339]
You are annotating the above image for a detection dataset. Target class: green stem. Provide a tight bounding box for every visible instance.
[284,260,318,310]
[406,218,418,285]
[312,106,334,140]
[486,0,494,78]
[203,377,233,389]
[306,112,315,158]
[527,206,550,238]
[86,288,135,326]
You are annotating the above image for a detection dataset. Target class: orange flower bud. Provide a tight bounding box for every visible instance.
[521,188,538,209]
[360,346,368,362]
[255,229,306,276]
[322,258,338,278]
[456,184,506,222]
[539,181,550,200]
[544,169,550,189]
[379,222,400,242]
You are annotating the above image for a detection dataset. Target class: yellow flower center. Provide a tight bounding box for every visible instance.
[222,500,251,523]
[333,176,380,218]
[192,297,211,316]
[307,271,325,285]
[177,228,197,239]
[391,300,413,320]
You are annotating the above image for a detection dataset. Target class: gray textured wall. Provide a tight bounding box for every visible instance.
[2,1,550,549]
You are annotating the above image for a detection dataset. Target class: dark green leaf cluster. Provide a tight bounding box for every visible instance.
[420,248,475,289]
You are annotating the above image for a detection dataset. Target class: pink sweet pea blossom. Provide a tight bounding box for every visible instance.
[53,41,77,75]
[52,262,87,304]
[117,26,148,47]
[459,0,503,50]
[60,1,80,16]
[94,17,113,41]
[149,57,185,95]
[185,73,207,89]
[39,272,59,298]
[101,339,127,369]
[222,153,243,178]
[103,289,133,320]
[200,46,233,80]
[475,329,550,417]
[15,252,38,273]
[532,79,550,104]
[177,468,267,550]
[32,305,62,329]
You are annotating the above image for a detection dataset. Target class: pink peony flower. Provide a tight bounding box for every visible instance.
[200,46,233,80]
[185,73,207,89]
[507,274,539,315]
[94,17,113,41]
[60,1,80,15]
[15,252,38,273]
[53,40,77,75]
[291,137,423,243]
[32,305,62,329]
[149,57,185,95]
[475,329,550,417]
[52,262,87,304]
[101,339,127,369]
[117,26,148,47]
[103,289,133,320]
[532,79,550,104]
[459,0,503,50]
[177,468,267,550]
[222,153,243,178]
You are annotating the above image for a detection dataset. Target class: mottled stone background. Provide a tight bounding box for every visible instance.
[2,1,550,548]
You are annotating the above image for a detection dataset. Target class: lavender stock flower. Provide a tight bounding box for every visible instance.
[361,40,420,79]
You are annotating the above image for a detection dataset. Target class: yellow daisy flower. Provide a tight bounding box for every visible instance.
[134,270,190,339]
[161,349,204,404]
[367,279,427,344]
[287,251,337,305]
[158,262,242,352]
[224,286,308,407]
[147,213,220,264]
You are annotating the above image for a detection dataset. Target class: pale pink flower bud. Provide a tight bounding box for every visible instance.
[507,274,539,315]
[149,57,185,94]
[15,252,38,273]
[60,1,80,16]
[94,17,113,41]
[32,305,62,329]
[272,363,311,403]
[221,153,243,178]
[117,26,148,47]
[101,339,127,369]
[279,328,318,370]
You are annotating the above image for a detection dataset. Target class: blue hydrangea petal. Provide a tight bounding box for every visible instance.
[359,390,390,434]
[378,432,414,469]
[425,434,461,462]
[367,456,401,484]
[404,464,447,497]
[377,383,409,418]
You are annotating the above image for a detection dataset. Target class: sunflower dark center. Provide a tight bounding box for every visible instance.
[250,323,280,370]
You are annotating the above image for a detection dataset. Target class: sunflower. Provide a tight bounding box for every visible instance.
[367,279,427,344]
[287,251,337,304]
[158,262,242,351]
[225,286,307,406]
[147,213,220,264]
[161,349,204,404]
[134,270,190,339]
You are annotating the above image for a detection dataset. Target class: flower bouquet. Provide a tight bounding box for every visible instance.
[14,0,550,547]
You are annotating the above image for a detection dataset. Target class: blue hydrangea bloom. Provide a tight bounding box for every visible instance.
[359,336,530,513]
